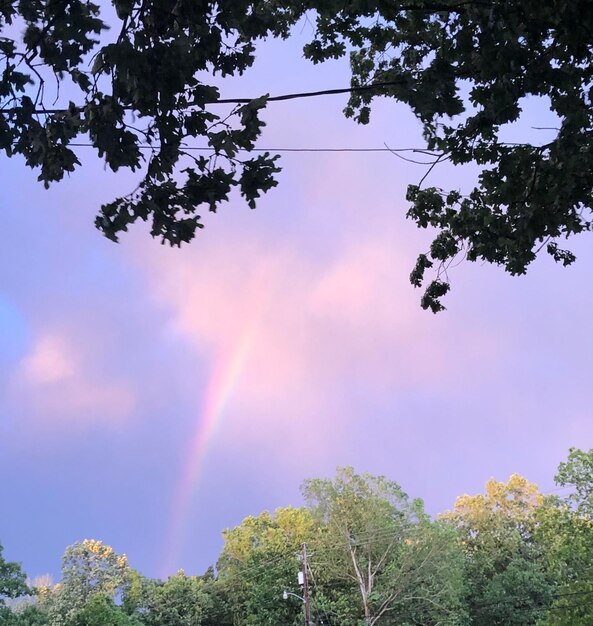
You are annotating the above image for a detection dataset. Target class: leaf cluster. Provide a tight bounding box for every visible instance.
[295,0,593,309]
[1,0,292,245]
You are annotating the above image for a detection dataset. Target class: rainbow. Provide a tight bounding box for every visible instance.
[161,298,264,577]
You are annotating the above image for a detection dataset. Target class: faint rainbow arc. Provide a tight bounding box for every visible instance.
[162,302,263,577]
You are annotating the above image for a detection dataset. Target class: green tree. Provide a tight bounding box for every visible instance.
[0,543,29,605]
[1,606,50,626]
[555,447,593,517]
[38,540,133,625]
[126,571,213,626]
[444,474,556,625]
[535,500,593,626]
[64,594,137,626]
[533,449,593,625]
[0,543,31,624]
[216,507,317,626]
[303,467,466,626]
[192,568,233,626]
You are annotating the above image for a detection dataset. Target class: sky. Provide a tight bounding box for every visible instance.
[1,26,593,583]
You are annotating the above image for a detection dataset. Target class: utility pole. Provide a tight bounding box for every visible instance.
[301,543,311,626]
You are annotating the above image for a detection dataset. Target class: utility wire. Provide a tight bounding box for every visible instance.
[67,143,436,155]
[276,597,593,625]
[472,587,593,612]
[64,142,441,164]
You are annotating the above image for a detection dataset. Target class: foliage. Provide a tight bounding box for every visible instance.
[126,571,212,626]
[303,467,466,626]
[3,0,593,310]
[0,544,31,625]
[0,544,29,607]
[534,501,593,626]
[555,447,593,517]
[0,0,293,245]
[194,569,233,626]
[65,594,137,626]
[1,605,49,626]
[38,539,132,625]
[534,449,593,625]
[217,507,317,626]
[294,0,593,310]
[444,474,555,625]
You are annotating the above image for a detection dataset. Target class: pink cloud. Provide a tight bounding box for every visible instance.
[9,331,135,428]
[128,154,505,466]
[20,334,75,385]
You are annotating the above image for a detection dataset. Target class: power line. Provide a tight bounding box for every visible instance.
[67,143,432,154]
[472,587,593,612]
[64,142,441,163]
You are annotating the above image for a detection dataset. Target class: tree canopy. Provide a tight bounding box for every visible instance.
[555,447,593,517]
[216,507,316,626]
[5,452,593,625]
[443,475,555,625]
[37,539,132,625]
[0,542,30,623]
[2,0,591,308]
[303,468,466,626]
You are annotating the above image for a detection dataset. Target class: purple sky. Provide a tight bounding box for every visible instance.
[1,31,592,582]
